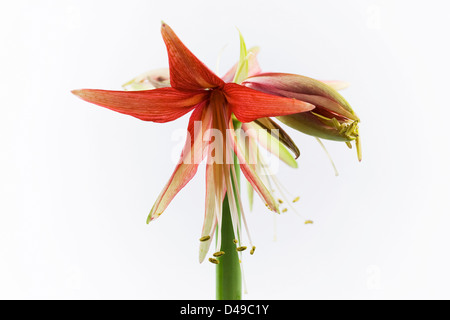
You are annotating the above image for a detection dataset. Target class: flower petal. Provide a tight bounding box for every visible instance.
[253,117,300,160]
[199,164,217,263]
[244,122,299,168]
[321,80,350,91]
[223,83,315,123]
[232,30,249,84]
[198,162,227,263]
[222,46,262,83]
[147,103,213,222]
[72,88,207,123]
[277,112,352,142]
[122,68,170,90]
[161,23,224,90]
[243,73,358,121]
[228,119,279,212]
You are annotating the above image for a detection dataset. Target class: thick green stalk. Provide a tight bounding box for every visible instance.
[215,194,242,300]
[216,153,242,300]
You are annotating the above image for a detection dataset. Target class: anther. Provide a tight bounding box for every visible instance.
[250,246,256,255]
[233,239,239,244]
[278,199,284,204]
[237,246,247,252]
[305,220,314,225]
[282,208,288,213]
[331,118,341,130]
[199,235,211,242]
[209,258,220,264]
[293,196,300,203]
[213,251,225,257]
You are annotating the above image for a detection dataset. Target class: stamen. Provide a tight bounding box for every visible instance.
[214,197,224,254]
[315,138,339,177]
[331,117,341,130]
[199,236,211,242]
[273,213,278,242]
[345,121,358,139]
[209,258,220,265]
[223,158,242,258]
[356,136,362,162]
[226,124,255,251]
[213,251,225,257]
[257,150,308,222]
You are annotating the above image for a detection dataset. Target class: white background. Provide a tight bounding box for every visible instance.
[1,0,450,300]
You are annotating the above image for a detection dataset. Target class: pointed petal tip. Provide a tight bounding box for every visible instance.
[198,251,208,264]
[71,89,82,97]
[146,210,158,224]
[71,89,91,101]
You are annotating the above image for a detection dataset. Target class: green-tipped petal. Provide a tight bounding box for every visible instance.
[232,29,249,84]
[277,112,353,142]
[222,46,261,83]
[253,117,300,160]
[246,122,298,168]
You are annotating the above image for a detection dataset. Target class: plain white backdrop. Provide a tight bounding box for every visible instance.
[1,0,450,300]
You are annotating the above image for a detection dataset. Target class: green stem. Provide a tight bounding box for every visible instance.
[216,194,242,300]
[216,152,242,300]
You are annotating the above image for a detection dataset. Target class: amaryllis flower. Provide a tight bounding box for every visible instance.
[72,23,314,263]
[123,41,361,217]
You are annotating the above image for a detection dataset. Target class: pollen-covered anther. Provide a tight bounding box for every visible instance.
[305,220,314,225]
[236,246,247,252]
[213,251,225,257]
[278,199,284,204]
[293,196,300,203]
[209,258,220,264]
[199,235,211,242]
[282,208,288,213]
[250,246,256,255]
[233,239,239,244]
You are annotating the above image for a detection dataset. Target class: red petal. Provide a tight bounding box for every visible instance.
[161,23,224,90]
[148,102,213,222]
[223,83,315,123]
[72,88,207,123]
